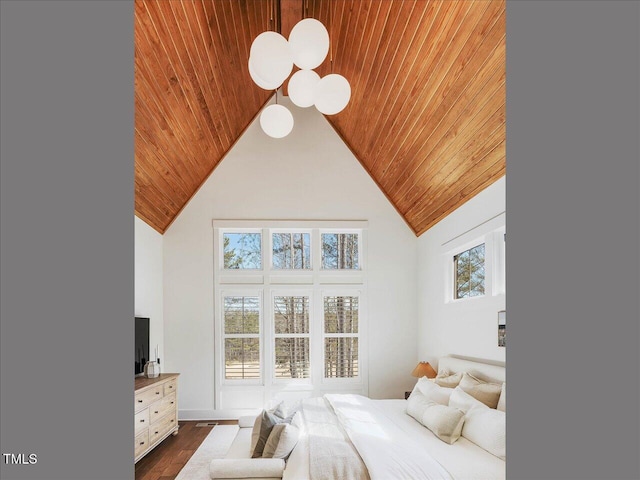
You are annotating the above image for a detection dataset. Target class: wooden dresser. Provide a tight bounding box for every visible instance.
[134,373,179,463]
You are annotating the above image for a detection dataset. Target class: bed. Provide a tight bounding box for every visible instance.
[211,355,506,480]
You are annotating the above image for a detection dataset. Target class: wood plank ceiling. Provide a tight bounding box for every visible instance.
[135,0,505,236]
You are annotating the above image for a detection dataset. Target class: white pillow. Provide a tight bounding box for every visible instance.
[414,377,454,405]
[420,402,465,445]
[262,423,300,459]
[450,387,506,460]
[406,389,432,421]
[497,383,506,412]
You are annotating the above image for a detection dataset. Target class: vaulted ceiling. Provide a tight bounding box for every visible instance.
[134,0,505,236]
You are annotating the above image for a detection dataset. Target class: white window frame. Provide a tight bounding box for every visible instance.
[318,228,364,271]
[269,228,314,271]
[442,213,505,304]
[212,220,368,409]
[270,289,314,385]
[219,289,263,386]
[320,288,364,385]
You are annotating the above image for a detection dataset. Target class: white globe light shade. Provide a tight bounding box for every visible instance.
[314,74,351,115]
[287,69,321,108]
[260,104,294,138]
[248,57,281,90]
[289,18,329,70]
[249,31,293,87]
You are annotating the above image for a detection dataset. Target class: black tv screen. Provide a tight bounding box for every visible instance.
[135,317,150,376]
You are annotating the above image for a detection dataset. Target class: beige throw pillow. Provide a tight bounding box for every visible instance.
[459,373,502,408]
[420,402,465,445]
[251,410,282,458]
[434,371,463,388]
[262,423,300,459]
[497,383,506,412]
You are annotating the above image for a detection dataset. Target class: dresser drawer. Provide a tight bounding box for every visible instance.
[135,386,163,412]
[149,413,177,445]
[135,430,149,459]
[164,378,177,396]
[134,408,149,435]
[149,392,176,423]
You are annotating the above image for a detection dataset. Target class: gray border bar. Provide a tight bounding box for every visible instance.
[1,1,134,479]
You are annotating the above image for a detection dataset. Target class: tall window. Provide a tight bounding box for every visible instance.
[214,221,367,407]
[273,296,310,379]
[223,296,261,379]
[323,295,359,378]
[454,243,485,299]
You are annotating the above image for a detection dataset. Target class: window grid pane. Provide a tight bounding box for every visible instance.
[272,233,311,269]
[324,296,359,334]
[324,337,358,378]
[224,296,260,334]
[454,244,485,299]
[274,296,310,334]
[275,338,310,379]
[223,233,262,269]
[225,338,260,379]
[321,233,359,269]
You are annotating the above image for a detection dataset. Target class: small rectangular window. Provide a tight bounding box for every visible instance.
[272,233,311,269]
[454,244,485,299]
[223,296,260,379]
[323,296,359,378]
[223,233,262,269]
[321,233,359,270]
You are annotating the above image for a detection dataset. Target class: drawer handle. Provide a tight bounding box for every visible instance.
[171,402,174,405]
[156,391,160,395]
[171,419,174,423]
[140,419,145,423]
[154,411,158,414]
[169,386,173,389]
[154,430,159,434]
[137,400,143,403]
[139,442,145,446]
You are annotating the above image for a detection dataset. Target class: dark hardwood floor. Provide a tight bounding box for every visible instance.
[135,420,238,480]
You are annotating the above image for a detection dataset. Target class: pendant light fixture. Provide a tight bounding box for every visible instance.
[248,0,350,138]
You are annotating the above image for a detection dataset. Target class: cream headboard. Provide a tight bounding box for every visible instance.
[437,355,505,384]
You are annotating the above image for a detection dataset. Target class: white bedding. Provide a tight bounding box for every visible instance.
[283,397,505,480]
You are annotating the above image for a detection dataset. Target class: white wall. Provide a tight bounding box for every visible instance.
[417,177,506,368]
[134,216,164,364]
[163,97,418,419]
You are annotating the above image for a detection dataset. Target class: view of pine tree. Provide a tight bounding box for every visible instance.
[224,296,260,379]
[272,233,311,269]
[322,233,359,269]
[274,296,310,378]
[455,244,485,298]
[223,233,261,269]
[324,296,358,378]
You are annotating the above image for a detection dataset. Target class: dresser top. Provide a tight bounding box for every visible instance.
[135,373,179,392]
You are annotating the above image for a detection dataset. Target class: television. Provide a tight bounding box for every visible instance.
[135,317,150,376]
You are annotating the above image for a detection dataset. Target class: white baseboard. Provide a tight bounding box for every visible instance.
[179,408,261,421]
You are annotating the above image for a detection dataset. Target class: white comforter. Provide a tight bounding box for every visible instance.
[295,394,452,480]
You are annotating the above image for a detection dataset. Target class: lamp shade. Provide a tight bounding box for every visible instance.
[314,74,351,115]
[288,18,330,70]
[248,57,281,91]
[411,361,437,379]
[260,104,294,138]
[249,31,293,87]
[288,69,321,108]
